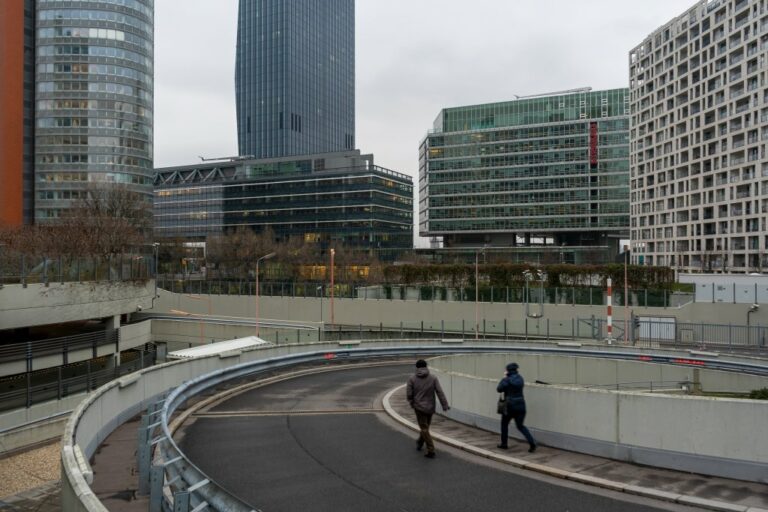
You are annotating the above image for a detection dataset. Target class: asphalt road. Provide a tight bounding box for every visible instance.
[179,364,695,512]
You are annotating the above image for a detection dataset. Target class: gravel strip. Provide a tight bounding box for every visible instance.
[0,441,61,499]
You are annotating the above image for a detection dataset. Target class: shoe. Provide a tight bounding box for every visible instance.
[528,444,537,453]
[416,439,424,451]
[424,452,436,459]
[497,444,508,449]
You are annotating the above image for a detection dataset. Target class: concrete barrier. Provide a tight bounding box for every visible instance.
[432,353,768,482]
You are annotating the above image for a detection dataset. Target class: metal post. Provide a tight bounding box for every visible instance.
[547,318,550,340]
[150,465,164,512]
[420,320,423,336]
[504,318,507,338]
[26,372,32,408]
[441,320,445,339]
[525,317,528,340]
[462,319,465,338]
[137,415,151,495]
[572,318,575,340]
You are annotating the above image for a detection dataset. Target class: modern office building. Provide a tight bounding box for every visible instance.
[630,0,768,273]
[0,0,154,225]
[154,151,413,261]
[419,88,630,264]
[235,0,355,159]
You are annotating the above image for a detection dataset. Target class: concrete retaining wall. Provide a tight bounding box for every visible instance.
[0,393,86,453]
[432,353,768,482]
[0,281,155,330]
[154,289,768,333]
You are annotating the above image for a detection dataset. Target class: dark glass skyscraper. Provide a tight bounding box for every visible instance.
[236,0,355,159]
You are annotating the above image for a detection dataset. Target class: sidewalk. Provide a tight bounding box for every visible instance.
[384,386,768,512]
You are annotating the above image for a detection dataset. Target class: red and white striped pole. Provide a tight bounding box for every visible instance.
[606,278,613,343]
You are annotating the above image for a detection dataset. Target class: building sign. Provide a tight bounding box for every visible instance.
[589,122,598,167]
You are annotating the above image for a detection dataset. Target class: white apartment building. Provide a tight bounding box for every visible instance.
[630,0,768,273]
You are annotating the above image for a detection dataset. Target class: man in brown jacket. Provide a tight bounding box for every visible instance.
[406,359,450,458]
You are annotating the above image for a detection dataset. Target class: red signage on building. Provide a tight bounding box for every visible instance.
[589,122,598,167]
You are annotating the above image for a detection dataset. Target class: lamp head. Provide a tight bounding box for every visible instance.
[750,304,759,312]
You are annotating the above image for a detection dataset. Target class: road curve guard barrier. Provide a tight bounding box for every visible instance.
[61,340,768,511]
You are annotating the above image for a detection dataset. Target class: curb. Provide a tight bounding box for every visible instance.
[382,386,767,512]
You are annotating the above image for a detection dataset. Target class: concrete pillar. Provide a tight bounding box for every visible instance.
[106,315,121,365]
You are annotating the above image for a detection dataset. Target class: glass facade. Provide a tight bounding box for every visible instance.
[34,0,154,221]
[154,151,413,261]
[235,0,355,159]
[420,89,630,259]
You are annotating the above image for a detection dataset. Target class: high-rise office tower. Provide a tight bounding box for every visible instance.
[0,0,154,225]
[235,0,355,159]
[630,0,768,272]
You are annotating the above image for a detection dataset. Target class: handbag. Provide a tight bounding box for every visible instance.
[496,394,507,415]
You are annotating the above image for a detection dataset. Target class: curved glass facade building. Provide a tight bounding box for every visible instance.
[34,0,154,221]
[236,0,355,159]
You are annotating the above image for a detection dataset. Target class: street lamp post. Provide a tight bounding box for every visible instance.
[330,248,335,328]
[624,246,629,344]
[153,242,160,300]
[475,250,479,339]
[474,245,487,340]
[255,252,276,338]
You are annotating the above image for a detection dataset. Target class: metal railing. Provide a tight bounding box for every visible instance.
[0,349,155,412]
[158,277,685,308]
[0,330,118,365]
[0,253,153,286]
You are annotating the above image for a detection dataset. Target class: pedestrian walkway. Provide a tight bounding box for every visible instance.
[384,385,768,512]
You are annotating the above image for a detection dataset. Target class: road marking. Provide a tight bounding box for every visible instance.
[192,408,384,418]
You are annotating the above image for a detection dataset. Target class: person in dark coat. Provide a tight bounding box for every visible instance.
[406,359,450,458]
[496,362,536,452]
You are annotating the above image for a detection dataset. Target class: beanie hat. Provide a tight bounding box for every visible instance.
[416,359,428,368]
[506,362,519,372]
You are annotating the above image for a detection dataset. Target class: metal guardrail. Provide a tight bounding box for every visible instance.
[144,344,768,511]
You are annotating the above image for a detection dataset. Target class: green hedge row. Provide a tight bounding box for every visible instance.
[382,263,674,289]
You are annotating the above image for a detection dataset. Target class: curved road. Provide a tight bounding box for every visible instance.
[178,363,697,512]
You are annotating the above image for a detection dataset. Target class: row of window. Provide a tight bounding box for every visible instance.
[38,45,151,69]
[429,176,629,195]
[38,63,152,84]
[428,149,628,171]
[40,0,153,18]
[429,216,629,231]
[37,116,151,136]
[430,203,628,220]
[36,171,152,184]
[37,154,151,167]
[428,136,629,159]
[38,27,152,52]
[426,161,629,184]
[37,80,151,101]
[37,135,149,150]
[38,99,151,117]
[429,119,629,146]
[38,9,152,36]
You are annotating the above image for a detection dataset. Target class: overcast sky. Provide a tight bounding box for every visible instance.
[154,0,696,244]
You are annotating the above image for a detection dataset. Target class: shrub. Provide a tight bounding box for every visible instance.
[748,388,768,400]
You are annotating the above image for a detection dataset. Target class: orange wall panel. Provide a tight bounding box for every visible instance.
[0,0,26,226]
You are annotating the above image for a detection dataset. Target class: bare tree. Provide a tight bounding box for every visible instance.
[58,184,152,256]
